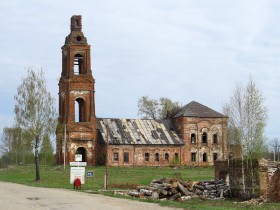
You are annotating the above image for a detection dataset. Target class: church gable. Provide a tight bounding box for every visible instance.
[97,118,184,145]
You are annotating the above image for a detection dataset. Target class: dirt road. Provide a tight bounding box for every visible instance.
[0,181,183,210]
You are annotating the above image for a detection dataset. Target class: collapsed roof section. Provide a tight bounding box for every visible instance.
[97,118,184,145]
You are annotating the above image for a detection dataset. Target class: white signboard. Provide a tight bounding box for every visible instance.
[70,167,85,184]
[70,162,87,167]
[75,154,82,162]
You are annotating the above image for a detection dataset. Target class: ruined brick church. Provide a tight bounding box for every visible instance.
[56,15,228,167]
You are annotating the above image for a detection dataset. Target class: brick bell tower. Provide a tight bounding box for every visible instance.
[56,15,97,165]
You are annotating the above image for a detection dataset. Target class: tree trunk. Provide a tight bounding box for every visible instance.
[34,137,40,181]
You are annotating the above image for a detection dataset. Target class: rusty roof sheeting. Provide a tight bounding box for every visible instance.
[97,118,184,145]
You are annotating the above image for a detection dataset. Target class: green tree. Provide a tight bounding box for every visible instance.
[138,96,181,120]
[0,127,30,165]
[40,135,55,165]
[14,67,57,180]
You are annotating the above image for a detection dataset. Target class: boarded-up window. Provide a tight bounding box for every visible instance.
[123,152,129,163]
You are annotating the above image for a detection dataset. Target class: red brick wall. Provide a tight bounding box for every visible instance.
[173,116,228,166]
[106,145,182,167]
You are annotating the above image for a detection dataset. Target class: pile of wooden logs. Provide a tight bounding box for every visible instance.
[122,178,229,201]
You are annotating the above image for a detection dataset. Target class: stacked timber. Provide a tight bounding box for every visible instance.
[124,178,229,201]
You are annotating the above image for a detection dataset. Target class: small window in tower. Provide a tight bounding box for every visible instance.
[76,36,82,42]
[75,98,86,122]
[74,54,84,75]
[76,19,79,27]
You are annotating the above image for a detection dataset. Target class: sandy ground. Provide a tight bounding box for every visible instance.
[0,181,183,210]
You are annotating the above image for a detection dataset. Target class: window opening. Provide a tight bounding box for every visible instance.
[145,153,150,161]
[165,153,169,161]
[213,153,218,161]
[123,152,129,163]
[213,134,218,144]
[191,153,196,162]
[113,153,119,161]
[174,153,179,161]
[203,153,207,162]
[75,98,86,122]
[74,54,84,75]
[155,153,159,162]
[191,133,196,144]
[202,132,208,144]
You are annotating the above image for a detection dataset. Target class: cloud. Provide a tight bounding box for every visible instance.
[0,0,280,139]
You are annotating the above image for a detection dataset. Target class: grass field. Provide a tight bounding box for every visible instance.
[0,165,279,209]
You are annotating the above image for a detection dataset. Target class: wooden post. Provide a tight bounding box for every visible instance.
[105,124,109,190]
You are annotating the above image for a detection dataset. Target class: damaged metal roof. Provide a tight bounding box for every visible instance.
[97,118,184,145]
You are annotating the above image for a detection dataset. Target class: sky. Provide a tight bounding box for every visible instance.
[0,0,280,143]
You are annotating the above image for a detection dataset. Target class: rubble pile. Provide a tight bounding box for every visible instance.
[115,178,229,201]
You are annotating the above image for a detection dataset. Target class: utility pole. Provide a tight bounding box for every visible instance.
[64,124,66,170]
[105,124,109,190]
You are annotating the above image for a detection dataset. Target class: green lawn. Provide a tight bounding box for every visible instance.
[0,165,279,210]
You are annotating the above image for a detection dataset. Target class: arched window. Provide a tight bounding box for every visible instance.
[75,98,86,122]
[213,134,218,144]
[203,153,207,162]
[191,133,196,144]
[155,153,159,162]
[202,132,208,144]
[165,153,169,161]
[74,54,84,75]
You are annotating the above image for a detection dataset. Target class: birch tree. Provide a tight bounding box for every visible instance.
[14,67,57,180]
[223,76,267,198]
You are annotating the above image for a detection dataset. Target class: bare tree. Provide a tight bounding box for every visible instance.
[14,67,57,180]
[137,96,160,120]
[223,76,267,198]
[138,96,181,120]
